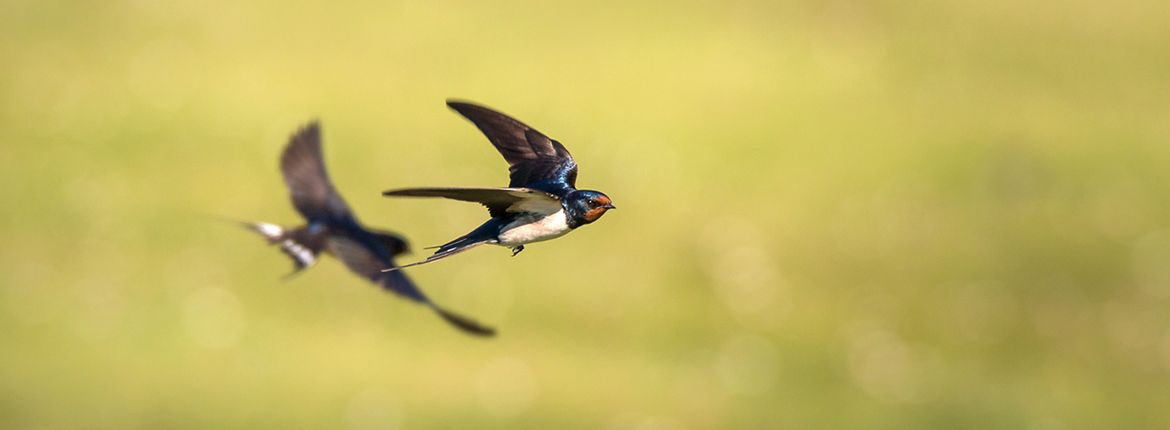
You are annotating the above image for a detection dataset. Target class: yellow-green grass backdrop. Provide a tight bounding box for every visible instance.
[3,0,1170,428]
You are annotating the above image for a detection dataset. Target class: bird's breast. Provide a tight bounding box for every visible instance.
[497,210,572,246]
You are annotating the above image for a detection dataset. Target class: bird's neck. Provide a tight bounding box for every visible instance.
[563,203,588,229]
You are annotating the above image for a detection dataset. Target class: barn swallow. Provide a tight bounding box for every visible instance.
[243,122,494,336]
[381,100,615,271]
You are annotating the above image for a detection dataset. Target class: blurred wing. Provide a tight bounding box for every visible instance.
[327,236,496,336]
[382,187,562,218]
[429,302,496,337]
[446,101,578,188]
[281,122,354,222]
[368,230,411,257]
[327,236,423,300]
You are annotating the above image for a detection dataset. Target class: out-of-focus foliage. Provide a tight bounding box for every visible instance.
[3,0,1170,428]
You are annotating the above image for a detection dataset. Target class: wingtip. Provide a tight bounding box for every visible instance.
[284,121,323,157]
[446,99,490,115]
[433,307,497,337]
[382,188,427,197]
[446,98,473,108]
[381,188,452,197]
[293,119,321,138]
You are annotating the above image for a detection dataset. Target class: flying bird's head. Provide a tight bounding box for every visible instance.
[564,190,615,227]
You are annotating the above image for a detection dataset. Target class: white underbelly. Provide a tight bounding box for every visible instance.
[497,210,571,246]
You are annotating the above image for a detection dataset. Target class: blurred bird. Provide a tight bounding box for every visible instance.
[243,122,494,336]
[382,100,615,271]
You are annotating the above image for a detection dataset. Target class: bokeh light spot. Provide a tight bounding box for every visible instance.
[1131,230,1170,299]
[714,333,779,396]
[345,387,403,430]
[181,287,246,349]
[475,357,538,417]
[845,322,923,403]
[699,217,786,322]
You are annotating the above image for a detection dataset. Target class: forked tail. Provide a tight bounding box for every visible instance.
[381,221,501,272]
[380,238,492,272]
[242,222,322,274]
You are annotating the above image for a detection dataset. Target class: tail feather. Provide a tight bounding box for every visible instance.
[276,237,319,271]
[380,239,490,272]
[243,222,285,243]
[242,222,321,273]
[435,233,488,254]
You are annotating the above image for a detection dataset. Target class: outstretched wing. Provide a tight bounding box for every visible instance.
[382,187,563,218]
[327,236,495,336]
[446,100,578,189]
[281,122,354,222]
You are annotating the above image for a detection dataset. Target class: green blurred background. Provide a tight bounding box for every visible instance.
[4,0,1170,428]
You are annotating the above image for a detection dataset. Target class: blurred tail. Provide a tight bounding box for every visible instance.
[241,221,321,275]
[242,221,286,244]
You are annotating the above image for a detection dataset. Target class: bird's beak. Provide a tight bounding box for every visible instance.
[603,204,616,210]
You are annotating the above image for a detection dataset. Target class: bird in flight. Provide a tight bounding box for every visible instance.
[382,100,615,272]
[243,122,494,336]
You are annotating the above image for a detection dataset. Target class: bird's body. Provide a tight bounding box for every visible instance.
[243,122,494,336]
[382,101,615,271]
[497,210,571,246]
